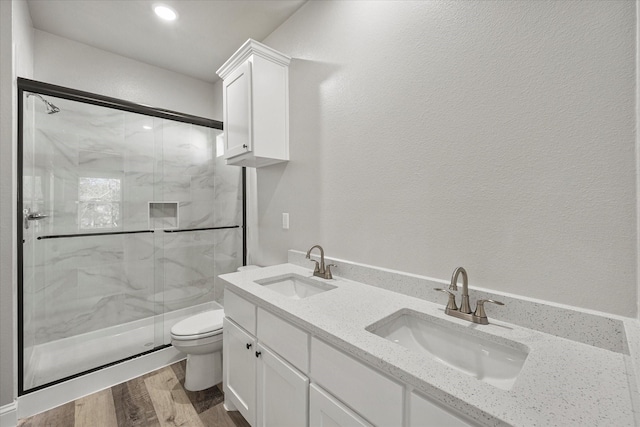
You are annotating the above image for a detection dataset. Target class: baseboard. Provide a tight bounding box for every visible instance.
[0,401,17,427]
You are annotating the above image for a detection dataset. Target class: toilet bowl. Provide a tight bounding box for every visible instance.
[170,309,224,391]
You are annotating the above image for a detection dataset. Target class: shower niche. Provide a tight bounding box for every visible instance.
[18,78,244,394]
[149,202,179,229]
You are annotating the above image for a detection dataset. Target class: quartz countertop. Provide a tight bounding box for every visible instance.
[219,263,639,427]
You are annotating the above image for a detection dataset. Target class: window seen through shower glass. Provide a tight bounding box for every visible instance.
[78,177,122,229]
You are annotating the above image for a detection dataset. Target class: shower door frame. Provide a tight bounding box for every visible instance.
[17,77,247,396]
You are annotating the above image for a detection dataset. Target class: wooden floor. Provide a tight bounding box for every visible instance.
[18,360,250,427]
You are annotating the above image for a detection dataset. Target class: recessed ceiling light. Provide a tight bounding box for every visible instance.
[154,4,178,21]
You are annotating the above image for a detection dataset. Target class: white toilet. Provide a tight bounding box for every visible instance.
[170,309,225,391]
[170,265,261,391]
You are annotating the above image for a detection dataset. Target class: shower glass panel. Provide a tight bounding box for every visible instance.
[19,81,243,393]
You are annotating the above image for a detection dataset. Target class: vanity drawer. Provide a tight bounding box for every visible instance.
[224,290,256,335]
[410,391,476,427]
[310,337,403,427]
[257,308,309,373]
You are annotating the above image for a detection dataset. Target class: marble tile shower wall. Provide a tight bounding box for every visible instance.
[24,97,242,345]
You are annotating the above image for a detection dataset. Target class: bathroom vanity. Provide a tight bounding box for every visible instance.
[219,257,640,427]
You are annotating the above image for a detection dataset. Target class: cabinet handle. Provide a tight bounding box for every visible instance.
[255,351,262,358]
[242,144,248,149]
[246,343,252,350]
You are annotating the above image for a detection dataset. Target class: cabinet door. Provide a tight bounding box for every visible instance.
[309,384,372,427]
[224,318,257,426]
[256,344,309,427]
[223,60,252,159]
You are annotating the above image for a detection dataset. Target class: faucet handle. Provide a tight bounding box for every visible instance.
[308,259,320,273]
[324,264,337,279]
[473,299,504,319]
[434,288,458,311]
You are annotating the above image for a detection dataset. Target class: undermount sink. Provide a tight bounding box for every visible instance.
[367,310,528,390]
[255,274,336,300]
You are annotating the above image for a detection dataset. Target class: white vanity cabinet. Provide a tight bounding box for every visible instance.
[257,344,309,427]
[224,289,480,427]
[223,318,257,423]
[409,391,476,427]
[223,290,309,427]
[216,39,290,168]
[309,384,373,427]
[310,337,404,427]
[310,337,478,427]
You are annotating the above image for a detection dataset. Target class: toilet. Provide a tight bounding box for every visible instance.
[170,265,261,391]
[171,309,225,391]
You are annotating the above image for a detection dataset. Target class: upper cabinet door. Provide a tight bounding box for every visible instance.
[223,60,252,160]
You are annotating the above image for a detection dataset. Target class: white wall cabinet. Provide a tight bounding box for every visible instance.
[222,60,252,160]
[309,384,372,427]
[217,39,290,168]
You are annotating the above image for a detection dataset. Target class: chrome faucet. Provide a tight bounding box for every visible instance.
[305,245,335,279]
[434,267,504,325]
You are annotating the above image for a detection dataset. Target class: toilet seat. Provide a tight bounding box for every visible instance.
[171,309,224,341]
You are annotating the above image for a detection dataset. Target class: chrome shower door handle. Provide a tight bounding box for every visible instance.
[24,208,49,229]
[27,212,49,220]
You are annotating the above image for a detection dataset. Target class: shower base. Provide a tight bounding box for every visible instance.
[23,301,222,391]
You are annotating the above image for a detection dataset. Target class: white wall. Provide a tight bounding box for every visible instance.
[1,0,34,410]
[637,2,640,322]
[0,0,15,409]
[34,30,218,120]
[212,79,223,122]
[249,0,637,317]
[13,0,33,79]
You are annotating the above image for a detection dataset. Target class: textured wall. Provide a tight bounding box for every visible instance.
[0,0,15,409]
[250,0,637,316]
[637,5,640,322]
[34,30,217,119]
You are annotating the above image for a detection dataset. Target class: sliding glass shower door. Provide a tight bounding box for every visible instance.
[19,80,244,393]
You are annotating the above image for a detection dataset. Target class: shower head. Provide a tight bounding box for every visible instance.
[26,93,60,114]
[43,99,60,114]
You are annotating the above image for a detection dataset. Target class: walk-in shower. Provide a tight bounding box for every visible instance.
[18,78,245,394]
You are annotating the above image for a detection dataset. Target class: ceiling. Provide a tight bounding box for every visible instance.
[26,0,307,83]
